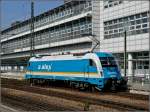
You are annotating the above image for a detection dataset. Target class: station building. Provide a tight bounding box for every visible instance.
[1,0,149,77]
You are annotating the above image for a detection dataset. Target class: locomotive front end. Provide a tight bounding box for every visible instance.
[98,54,128,91]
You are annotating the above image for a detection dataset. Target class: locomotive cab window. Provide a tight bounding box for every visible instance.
[99,57,117,67]
[89,59,96,67]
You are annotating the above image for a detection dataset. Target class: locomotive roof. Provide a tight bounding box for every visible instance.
[29,54,83,62]
[29,52,113,62]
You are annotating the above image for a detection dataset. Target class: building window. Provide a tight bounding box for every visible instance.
[142,24,147,28]
[129,16,135,20]
[142,29,148,33]
[109,4,112,7]
[130,21,135,25]
[142,18,148,23]
[104,0,123,9]
[138,65,142,69]
[114,2,118,6]
[136,20,141,24]
[114,29,118,33]
[130,26,135,30]
[136,25,141,29]
[105,31,108,34]
[119,28,123,32]
[135,14,141,19]
[109,30,113,34]
[104,11,149,39]
[119,18,123,22]
[142,12,147,17]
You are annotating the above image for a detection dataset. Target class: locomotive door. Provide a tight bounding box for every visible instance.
[84,59,91,78]
[85,59,97,78]
[84,66,89,78]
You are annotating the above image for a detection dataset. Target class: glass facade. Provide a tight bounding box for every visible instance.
[104,11,149,39]
[2,17,92,54]
[1,1,92,54]
[1,1,92,39]
[115,52,149,70]
[136,52,149,69]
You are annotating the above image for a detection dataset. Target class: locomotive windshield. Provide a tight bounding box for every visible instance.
[99,57,117,67]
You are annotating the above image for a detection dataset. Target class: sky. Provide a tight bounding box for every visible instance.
[1,0,64,29]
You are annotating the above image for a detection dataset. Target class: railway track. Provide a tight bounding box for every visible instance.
[2,95,55,111]
[29,86,148,111]
[44,85,148,101]
[98,91,148,101]
[1,78,148,100]
[1,78,149,111]
[1,88,83,111]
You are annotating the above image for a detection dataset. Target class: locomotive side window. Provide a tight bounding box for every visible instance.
[99,57,117,67]
[89,59,96,67]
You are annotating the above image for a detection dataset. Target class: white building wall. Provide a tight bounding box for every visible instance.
[99,0,149,53]
[99,1,104,51]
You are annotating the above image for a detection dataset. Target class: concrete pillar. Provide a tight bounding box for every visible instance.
[17,66,20,72]
[20,66,23,71]
[4,66,7,71]
[17,66,22,71]
[128,53,133,78]
[3,66,5,71]
[8,66,11,71]
[22,66,25,71]
[11,66,15,71]
[1,66,3,71]
[7,65,9,71]
[14,66,17,71]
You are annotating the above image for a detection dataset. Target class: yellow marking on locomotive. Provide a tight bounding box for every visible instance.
[26,71,98,75]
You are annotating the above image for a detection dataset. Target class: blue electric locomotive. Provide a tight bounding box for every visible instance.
[25,52,127,90]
